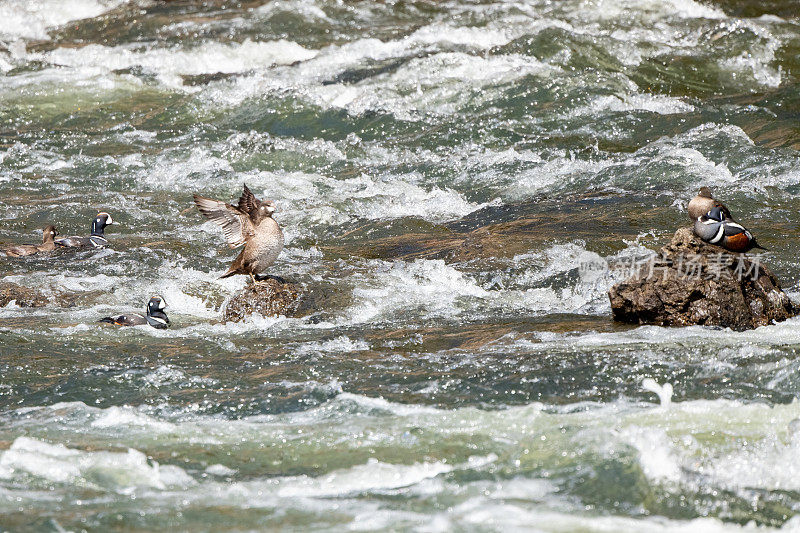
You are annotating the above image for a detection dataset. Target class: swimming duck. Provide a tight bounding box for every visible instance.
[193,184,284,283]
[693,206,765,253]
[3,225,58,257]
[688,187,733,221]
[99,296,170,329]
[55,212,117,248]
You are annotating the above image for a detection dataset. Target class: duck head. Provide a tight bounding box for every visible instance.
[698,186,713,199]
[705,206,726,222]
[252,199,277,224]
[147,295,167,315]
[91,212,118,236]
[145,295,170,328]
[42,225,57,244]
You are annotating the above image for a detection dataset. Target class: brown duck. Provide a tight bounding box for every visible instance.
[688,187,733,221]
[193,184,284,282]
[4,225,58,257]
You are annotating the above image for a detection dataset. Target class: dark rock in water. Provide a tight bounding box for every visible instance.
[0,282,49,307]
[222,278,306,322]
[0,282,78,308]
[608,227,794,331]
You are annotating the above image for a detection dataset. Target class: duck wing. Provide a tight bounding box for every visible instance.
[236,184,260,217]
[146,313,170,329]
[193,195,254,248]
[4,245,37,257]
[722,221,748,236]
[55,236,91,247]
[99,313,147,326]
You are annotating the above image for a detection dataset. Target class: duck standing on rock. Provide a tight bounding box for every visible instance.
[3,225,58,257]
[56,212,118,248]
[688,187,733,221]
[99,296,170,329]
[693,206,765,253]
[193,184,284,283]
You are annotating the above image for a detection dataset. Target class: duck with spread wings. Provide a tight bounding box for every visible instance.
[193,184,284,283]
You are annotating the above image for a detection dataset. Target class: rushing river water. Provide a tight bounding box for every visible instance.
[2,0,800,531]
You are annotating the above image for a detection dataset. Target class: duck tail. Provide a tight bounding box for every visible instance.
[219,262,242,279]
[753,242,768,251]
[220,250,246,279]
[98,317,115,324]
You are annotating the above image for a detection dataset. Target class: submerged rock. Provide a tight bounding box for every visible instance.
[222,278,305,322]
[0,282,78,308]
[0,282,49,308]
[608,227,794,331]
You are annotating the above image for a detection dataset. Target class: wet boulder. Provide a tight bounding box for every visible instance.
[0,282,49,308]
[222,278,306,322]
[0,282,78,308]
[608,227,794,331]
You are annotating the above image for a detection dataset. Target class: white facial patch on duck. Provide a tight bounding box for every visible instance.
[96,213,116,226]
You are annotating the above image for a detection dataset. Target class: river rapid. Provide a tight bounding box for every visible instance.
[2,0,800,531]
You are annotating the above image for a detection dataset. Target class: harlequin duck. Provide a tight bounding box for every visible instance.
[56,212,118,248]
[4,225,58,257]
[99,296,170,329]
[693,207,765,253]
[193,184,284,283]
[688,187,733,221]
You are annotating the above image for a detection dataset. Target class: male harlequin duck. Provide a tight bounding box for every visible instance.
[56,212,118,248]
[99,296,170,329]
[4,225,58,257]
[193,184,284,283]
[693,207,765,253]
[688,187,733,221]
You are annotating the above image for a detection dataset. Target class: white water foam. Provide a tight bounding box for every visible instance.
[0,436,194,492]
[39,39,318,88]
[7,395,800,508]
[573,93,695,116]
[0,0,126,40]
[254,0,329,21]
[348,259,489,323]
